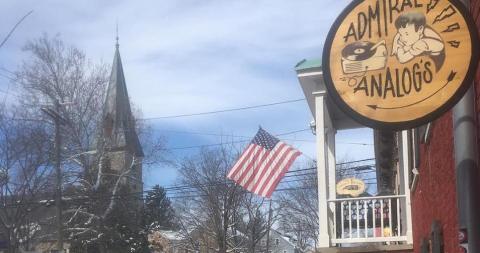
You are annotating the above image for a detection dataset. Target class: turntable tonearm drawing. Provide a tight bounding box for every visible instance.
[341,40,387,74]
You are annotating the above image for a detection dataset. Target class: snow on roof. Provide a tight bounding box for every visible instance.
[157,230,183,241]
[270,229,297,248]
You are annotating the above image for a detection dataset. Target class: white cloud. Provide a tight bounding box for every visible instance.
[0,0,375,187]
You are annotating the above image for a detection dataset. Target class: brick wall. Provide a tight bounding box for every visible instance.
[472,0,480,188]
[410,112,459,253]
[408,2,480,252]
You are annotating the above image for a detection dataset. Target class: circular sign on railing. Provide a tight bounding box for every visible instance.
[336,178,366,197]
[323,0,479,130]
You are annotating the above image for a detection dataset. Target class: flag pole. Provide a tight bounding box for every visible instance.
[265,199,272,252]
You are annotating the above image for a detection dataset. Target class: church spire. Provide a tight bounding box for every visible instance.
[115,21,119,49]
[101,39,144,157]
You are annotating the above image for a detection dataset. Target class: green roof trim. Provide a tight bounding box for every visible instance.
[295,58,322,71]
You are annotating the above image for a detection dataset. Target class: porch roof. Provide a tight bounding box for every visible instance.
[295,58,362,130]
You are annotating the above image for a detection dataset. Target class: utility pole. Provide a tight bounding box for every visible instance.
[42,100,67,252]
[452,1,480,252]
[265,199,272,253]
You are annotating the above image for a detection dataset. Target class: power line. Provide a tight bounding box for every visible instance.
[157,159,375,192]
[0,66,15,76]
[0,184,315,208]
[337,158,375,167]
[0,72,15,82]
[0,10,34,49]
[0,163,378,208]
[162,128,311,151]
[141,98,305,120]
[157,128,372,151]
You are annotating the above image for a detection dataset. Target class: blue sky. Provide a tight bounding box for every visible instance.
[0,0,374,189]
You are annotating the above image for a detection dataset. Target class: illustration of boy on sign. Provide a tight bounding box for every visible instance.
[392,12,445,71]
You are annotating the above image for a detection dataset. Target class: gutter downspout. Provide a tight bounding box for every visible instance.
[453,0,480,248]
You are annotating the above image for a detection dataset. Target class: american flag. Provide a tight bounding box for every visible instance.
[227,127,302,198]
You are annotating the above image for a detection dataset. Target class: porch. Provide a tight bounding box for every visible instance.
[295,59,413,251]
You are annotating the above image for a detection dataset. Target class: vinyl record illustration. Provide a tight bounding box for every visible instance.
[341,40,387,74]
[342,41,376,61]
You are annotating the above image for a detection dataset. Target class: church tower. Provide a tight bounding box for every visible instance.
[100,39,144,195]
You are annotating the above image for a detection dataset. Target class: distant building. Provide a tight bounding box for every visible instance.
[257,229,302,253]
[148,230,184,253]
[148,229,216,253]
[148,229,302,253]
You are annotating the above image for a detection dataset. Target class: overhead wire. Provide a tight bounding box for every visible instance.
[141,98,306,120]
[0,158,378,208]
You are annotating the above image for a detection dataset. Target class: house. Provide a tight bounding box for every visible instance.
[257,229,301,253]
[148,228,302,253]
[148,229,218,253]
[148,230,184,253]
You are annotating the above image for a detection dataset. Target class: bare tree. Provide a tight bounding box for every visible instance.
[9,34,167,252]
[241,194,270,253]
[15,33,109,174]
[0,106,52,253]
[63,151,147,252]
[176,147,246,253]
[278,172,318,251]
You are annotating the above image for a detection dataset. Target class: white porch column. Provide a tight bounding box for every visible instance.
[315,92,330,247]
[399,130,413,244]
[326,129,337,242]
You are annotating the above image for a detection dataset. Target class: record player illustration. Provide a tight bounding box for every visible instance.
[341,40,387,74]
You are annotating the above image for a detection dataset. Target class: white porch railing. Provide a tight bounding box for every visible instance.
[327,195,408,244]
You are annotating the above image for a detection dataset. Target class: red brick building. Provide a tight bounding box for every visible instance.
[409,1,480,252]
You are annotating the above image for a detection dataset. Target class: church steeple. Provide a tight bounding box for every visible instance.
[115,22,119,49]
[102,41,144,157]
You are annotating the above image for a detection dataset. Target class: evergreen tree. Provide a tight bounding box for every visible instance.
[144,185,176,231]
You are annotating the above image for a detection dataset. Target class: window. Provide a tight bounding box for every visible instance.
[261,239,266,246]
[275,238,279,246]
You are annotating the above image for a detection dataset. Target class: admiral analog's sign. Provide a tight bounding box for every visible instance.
[323,0,479,129]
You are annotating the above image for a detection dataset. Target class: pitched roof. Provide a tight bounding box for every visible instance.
[102,44,144,157]
[294,58,322,71]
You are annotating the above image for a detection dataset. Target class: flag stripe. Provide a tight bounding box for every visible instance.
[254,146,294,196]
[263,151,301,198]
[227,144,255,179]
[250,144,291,194]
[261,149,299,196]
[245,143,288,192]
[252,144,294,195]
[242,144,281,190]
[236,147,267,185]
[233,146,262,182]
[241,149,270,187]
[243,144,285,191]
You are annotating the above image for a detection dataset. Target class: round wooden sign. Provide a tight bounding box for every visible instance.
[323,0,479,130]
[336,178,366,197]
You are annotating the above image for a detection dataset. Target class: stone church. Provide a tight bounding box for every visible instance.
[98,39,144,196]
